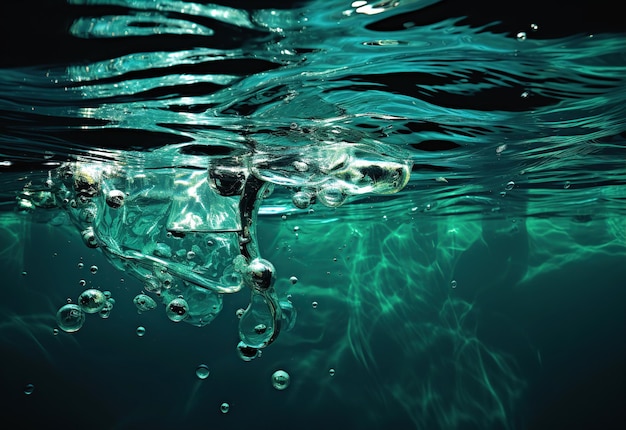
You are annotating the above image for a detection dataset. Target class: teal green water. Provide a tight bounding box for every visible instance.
[1,1,625,429]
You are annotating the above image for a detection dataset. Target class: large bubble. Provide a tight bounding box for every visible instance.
[77,288,107,314]
[56,304,86,333]
[166,297,189,322]
[133,293,157,313]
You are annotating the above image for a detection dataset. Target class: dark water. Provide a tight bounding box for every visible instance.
[1,1,625,429]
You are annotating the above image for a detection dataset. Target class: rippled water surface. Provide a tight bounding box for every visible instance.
[1,1,625,429]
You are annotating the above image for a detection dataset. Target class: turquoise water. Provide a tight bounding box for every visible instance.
[1,1,625,429]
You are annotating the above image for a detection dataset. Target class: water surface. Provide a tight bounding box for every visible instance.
[1,1,625,429]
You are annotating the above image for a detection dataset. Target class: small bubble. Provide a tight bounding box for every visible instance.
[24,384,35,395]
[564,181,571,189]
[281,214,287,221]
[77,262,84,269]
[207,240,214,247]
[530,23,539,31]
[235,308,245,319]
[521,91,529,98]
[186,251,196,260]
[505,181,515,191]
[293,226,300,232]
[195,364,210,380]
[21,271,27,276]
[89,265,98,275]
[271,370,291,390]
[312,301,318,309]
[516,31,527,41]
[496,144,507,154]
[52,328,59,336]
[289,276,298,285]
[220,402,230,414]
[136,326,146,337]
[329,368,336,377]
[451,280,458,289]
[79,279,86,287]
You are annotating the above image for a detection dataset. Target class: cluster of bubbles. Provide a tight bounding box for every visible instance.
[23,141,411,356]
[56,288,115,332]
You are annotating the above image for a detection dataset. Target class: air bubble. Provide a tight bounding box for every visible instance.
[236,341,261,362]
[271,370,291,390]
[89,265,98,275]
[166,297,189,322]
[99,299,114,319]
[317,185,347,208]
[81,227,98,249]
[289,276,298,285]
[196,364,210,380]
[292,160,309,172]
[24,384,35,395]
[329,368,336,377]
[312,301,318,309]
[134,294,157,313]
[78,289,107,314]
[292,191,313,209]
[505,181,515,191]
[105,189,125,209]
[56,304,86,333]
[220,403,230,414]
[564,181,571,189]
[245,258,275,291]
[516,32,527,41]
[136,326,146,337]
[79,279,86,287]
[451,280,458,289]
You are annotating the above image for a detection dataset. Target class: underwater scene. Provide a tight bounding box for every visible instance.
[1,0,625,429]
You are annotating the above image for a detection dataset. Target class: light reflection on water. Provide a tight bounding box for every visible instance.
[0,0,625,429]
